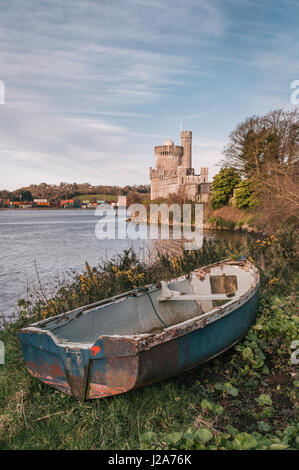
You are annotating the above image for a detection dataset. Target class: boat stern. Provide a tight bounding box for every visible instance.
[18,328,140,400]
[18,328,91,400]
[85,336,139,399]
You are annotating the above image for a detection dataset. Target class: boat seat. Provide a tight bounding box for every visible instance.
[157,281,238,302]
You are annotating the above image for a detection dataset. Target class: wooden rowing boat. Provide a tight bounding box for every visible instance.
[18,258,259,400]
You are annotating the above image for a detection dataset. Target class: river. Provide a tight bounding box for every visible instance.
[0,209,245,321]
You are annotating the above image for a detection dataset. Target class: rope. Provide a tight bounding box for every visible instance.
[137,287,169,329]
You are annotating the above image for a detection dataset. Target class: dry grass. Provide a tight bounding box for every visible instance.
[211,206,247,224]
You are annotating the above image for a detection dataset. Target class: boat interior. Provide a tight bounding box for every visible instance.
[48,262,256,343]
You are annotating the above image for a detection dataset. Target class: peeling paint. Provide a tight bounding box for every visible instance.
[18,259,260,400]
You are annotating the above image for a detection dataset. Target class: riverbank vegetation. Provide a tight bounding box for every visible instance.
[0,227,298,450]
[209,109,298,233]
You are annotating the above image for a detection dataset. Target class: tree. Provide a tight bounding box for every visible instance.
[253,162,299,230]
[234,179,260,209]
[211,168,240,209]
[12,189,33,201]
[126,191,143,205]
[0,190,11,200]
[222,109,299,177]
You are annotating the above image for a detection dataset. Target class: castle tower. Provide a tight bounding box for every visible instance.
[180,130,192,169]
[200,167,209,183]
[154,139,183,172]
[150,129,210,202]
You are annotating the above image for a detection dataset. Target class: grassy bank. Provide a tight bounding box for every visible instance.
[206,206,262,232]
[0,229,298,450]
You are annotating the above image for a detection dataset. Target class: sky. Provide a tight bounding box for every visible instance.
[0,0,298,190]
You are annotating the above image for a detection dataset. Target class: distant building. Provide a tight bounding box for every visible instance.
[117,196,127,208]
[60,199,81,208]
[0,199,11,207]
[150,130,211,202]
[32,198,49,207]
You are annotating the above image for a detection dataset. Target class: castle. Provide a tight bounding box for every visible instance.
[150,130,210,202]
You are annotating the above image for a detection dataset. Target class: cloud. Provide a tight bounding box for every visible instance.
[0,0,228,189]
[0,0,298,189]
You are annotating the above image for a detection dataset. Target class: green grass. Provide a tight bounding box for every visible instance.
[207,216,236,230]
[0,230,298,450]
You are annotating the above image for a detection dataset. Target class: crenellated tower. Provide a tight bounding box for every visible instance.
[180,130,192,169]
[150,130,210,202]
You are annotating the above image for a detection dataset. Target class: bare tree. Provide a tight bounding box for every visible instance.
[222,109,299,176]
[221,109,299,231]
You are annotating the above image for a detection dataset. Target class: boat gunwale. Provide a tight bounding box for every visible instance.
[19,259,260,352]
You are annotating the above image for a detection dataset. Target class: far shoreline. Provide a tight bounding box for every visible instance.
[0,207,94,210]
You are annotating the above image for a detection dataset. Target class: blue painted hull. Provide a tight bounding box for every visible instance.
[135,290,259,388]
[18,260,260,400]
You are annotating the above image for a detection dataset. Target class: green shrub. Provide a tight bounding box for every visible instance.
[207,216,235,230]
[234,179,260,209]
[211,168,241,209]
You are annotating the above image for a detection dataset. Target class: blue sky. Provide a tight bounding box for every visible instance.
[0,0,298,190]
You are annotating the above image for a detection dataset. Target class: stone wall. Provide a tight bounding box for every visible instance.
[150,130,210,202]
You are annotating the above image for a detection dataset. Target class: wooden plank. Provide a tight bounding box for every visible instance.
[210,275,238,294]
[157,293,237,301]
